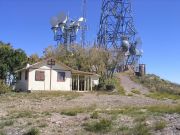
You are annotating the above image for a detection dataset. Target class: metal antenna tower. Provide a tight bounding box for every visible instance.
[81,0,87,48]
[97,0,142,70]
[51,13,84,50]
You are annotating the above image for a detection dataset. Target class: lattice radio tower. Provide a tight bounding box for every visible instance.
[97,0,142,68]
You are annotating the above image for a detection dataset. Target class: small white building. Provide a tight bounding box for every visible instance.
[15,58,100,91]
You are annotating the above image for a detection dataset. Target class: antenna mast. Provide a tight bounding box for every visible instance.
[97,0,142,71]
[81,0,87,48]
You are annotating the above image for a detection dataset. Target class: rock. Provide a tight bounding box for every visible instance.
[176,124,180,130]
[145,120,151,126]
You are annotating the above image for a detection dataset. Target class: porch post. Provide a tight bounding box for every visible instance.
[84,76,86,91]
[90,77,92,91]
[78,75,79,91]
[87,76,89,91]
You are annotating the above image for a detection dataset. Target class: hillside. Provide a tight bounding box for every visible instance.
[0,73,180,135]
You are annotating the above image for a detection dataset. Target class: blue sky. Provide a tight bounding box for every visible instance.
[0,0,180,84]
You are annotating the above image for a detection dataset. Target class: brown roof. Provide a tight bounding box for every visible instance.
[16,57,100,76]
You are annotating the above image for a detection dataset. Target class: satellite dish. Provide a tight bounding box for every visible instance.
[50,16,58,27]
[121,39,130,52]
[78,17,84,22]
[122,39,130,47]
[57,12,67,23]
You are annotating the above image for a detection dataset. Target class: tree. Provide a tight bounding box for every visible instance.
[43,44,124,81]
[28,53,41,64]
[0,41,27,84]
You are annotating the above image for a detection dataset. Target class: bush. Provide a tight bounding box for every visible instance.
[154,121,166,131]
[23,127,40,135]
[0,80,11,94]
[96,83,106,91]
[131,89,141,95]
[106,85,115,91]
[132,122,151,135]
[96,78,125,95]
[84,119,112,132]
[90,111,99,119]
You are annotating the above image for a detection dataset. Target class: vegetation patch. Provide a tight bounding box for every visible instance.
[154,120,166,131]
[90,111,99,119]
[146,105,180,114]
[0,130,6,135]
[83,119,112,133]
[38,122,48,128]
[131,89,141,95]
[98,107,144,117]
[117,126,130,134]
[0,120,14,129]
[132,122,151,135]
[61,104,96,116]
[23,127,40,135]
[130,74,180,96]
[127,93,133,96]
[0,80,11,94]
[96,77,125,95]
[146,91,180,100]
[134,115,146,123]
[9,110,36,119]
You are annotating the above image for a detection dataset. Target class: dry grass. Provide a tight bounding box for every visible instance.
[61,104,97,116]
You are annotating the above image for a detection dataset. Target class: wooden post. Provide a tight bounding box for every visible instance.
[90,77,92,91]
[84,76,85,91]
[87,76,89,91]
[78,75,79,91]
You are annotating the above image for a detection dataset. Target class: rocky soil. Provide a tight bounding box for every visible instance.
[0,74,180,135]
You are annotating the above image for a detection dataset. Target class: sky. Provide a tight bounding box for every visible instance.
[0,0,180,84]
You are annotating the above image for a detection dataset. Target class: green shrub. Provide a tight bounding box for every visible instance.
[61,105,96,116]
[0,130,6,135]
[154,121,166,131]
[147,105,180,114]
[106,85,115,91]
[0,120,14,129]
[131,89,141,95]
[61,110,78,116]
[96,77,125,95]
[15,111,33,118]
[0,80,11,94]
[132,122,151,135]
[83,119,112,132]
[23,127,40,135]
[90,111,99,119]
[146,92,180,100]
[127,93,133,96]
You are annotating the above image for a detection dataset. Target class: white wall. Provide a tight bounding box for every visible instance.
[28,61,72,91]
[92,75,99,86]
[16,70,28,91]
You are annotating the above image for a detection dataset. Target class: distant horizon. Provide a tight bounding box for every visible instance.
[0,0,180,84]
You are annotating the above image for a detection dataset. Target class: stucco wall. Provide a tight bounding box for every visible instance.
[92,75,99,86]
[28,62,71,91]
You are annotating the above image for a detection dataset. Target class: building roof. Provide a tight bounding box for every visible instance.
[16,57,100,76]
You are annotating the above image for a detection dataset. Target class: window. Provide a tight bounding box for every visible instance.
[18,72,21,80]
[57,72,65,82]
[25,70,28,80]
[35,71,45,81]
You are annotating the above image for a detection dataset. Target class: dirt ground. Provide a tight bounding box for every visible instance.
[0,91,180,135]
[0,74,180,135]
